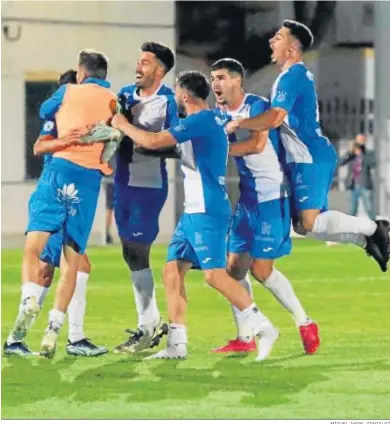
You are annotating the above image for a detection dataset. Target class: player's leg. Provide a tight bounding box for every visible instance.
[4,171,65,356]
[4,232,52,356]
[190,214,280,361]
[211,202,255,352]
[40,168,101,358]
[289,155,389,271]
[114,185,167,353]
[211,252,256,353]
[146,259,192,360]
[249,197,319,354]
[66,253,108,357]
[41,243,80,358]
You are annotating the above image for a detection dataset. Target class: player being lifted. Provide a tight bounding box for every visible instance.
[226,20,390,272]
[112,70,280,362]
[6,50,118,358]
[4,69,108,357]
[210,58,319,355]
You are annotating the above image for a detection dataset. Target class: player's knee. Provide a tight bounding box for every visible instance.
[203,269,224,287]
[162,262,180,290]
[227,263,246,281]
[227,255,249,281]
[250,261,273,283]
[24,243,42,261]
[293,221,308,236]
[38,261,55,287]
[78,254,91,274]
[122,241,150,271]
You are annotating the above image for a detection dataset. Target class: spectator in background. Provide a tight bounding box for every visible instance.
[340,134,376,220]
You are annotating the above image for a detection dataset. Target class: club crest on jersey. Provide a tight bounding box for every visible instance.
[276,91,287,102]
[173,123,186,132]
[214,116,226,126]
[261,222,271,236]
[43,121,55,132]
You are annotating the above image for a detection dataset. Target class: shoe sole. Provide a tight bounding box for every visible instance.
[66,347,109,357]
[113,321,169,354]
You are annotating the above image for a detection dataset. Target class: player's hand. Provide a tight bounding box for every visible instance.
[111,113,129,132]
[225,119,241,135]
[62,128,84,146]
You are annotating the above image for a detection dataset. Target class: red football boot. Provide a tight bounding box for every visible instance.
[299,322,320,354]
[210,338,256,353]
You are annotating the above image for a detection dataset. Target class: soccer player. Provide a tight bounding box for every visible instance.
[226,20,390,272]
[113,42,178,353]
[4,69,108,357]
[112,70,280,362]
[6,49,117,358]
[210,58,319,355]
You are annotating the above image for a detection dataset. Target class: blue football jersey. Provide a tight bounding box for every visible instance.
[116,83,178,188]
[168,109,231,216]
[271,63,332,164]
[39,119,58,169]
[216,94,289,205]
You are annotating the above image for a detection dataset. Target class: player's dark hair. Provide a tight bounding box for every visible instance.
[176,70,210,100]
[141,41,175,74]
[210,58,245,82]
[283,19,314,52]
[78,49,108,80]
[58,69,77,87]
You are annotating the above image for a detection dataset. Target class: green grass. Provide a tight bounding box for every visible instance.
[2,239,390,419]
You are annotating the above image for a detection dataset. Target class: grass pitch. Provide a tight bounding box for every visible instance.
[2,239,389,419]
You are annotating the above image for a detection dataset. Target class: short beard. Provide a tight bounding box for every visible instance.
[178,103,187,118]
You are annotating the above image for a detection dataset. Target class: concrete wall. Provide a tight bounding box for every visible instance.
[1,0,176,247]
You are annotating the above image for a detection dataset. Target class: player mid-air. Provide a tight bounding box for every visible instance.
[226,20,390,272]
[210,58,319,355]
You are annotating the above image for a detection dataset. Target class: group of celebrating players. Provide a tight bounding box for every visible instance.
[4,19,389,361]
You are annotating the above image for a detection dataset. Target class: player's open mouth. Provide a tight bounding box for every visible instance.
[214,90,222,97]
[136,74,143,79]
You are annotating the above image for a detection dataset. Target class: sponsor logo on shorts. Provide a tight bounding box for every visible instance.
[298,196,309,203]
[132,232,143,237]
[202,258,212,264]
[262,247,274,253]
[261,222,271,236]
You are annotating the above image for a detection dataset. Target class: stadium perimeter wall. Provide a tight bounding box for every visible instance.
[1,1,176,246]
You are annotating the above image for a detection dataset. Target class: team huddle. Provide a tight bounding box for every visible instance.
[5,20,390,361]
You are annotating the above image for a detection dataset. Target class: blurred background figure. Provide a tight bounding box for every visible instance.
[105,157,116,245]
[340,134,376,220]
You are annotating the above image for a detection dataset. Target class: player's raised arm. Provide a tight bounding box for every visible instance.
[112,113,177,150]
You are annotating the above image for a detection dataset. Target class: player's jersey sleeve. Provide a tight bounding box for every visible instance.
[39,85,67,119]
[163,97,178,129]
[39,120,58,139]
[271,71,301,113]
[249,99,269,117]
[168,113,205,144]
